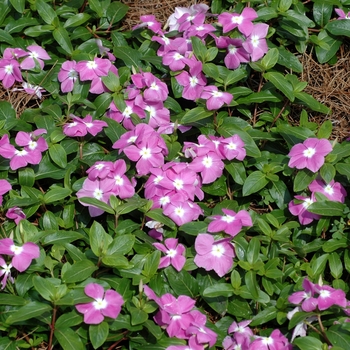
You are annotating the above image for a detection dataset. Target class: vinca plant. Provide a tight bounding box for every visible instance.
[1,0,350,349]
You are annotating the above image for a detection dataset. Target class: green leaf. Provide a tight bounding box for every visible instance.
[106,1,129,23]
[245,271,259,300]
[247,237,260,266]
[261,48,279,70]
[130,307,148,325]
[6,301,52,324]
[64,13,91,28]
[54,327,85,350]
[328,252,343,279]
[293,169,316,192]
[33,276,56,302]
[242,171,269,196]
[250,306,277,326]
[44,188,71,204]
[308,201,345,216]
[113,46,144,69]
[143,250,161,278]
[36,0,58,25]
[164,266,199,298]
[102,117,126,143]
[277,124,315,145]
[295,91,330,114]
[88,0,104,16]
[42,230,86,245]
[203,283,234,297]
[225,161,246,185]
[181,107,213,124]
[320,163,335,184]
[79,197,115,214]
[316,30,342,64]
[62,260,98,283]
[89,322,109,349]
[326,19,350,37]
[179,221,208,236]
[0,294,26,306]
[0,28,14,44]
[5,18,38,34]
[191,36,207,62]
[313,2,333,27]
[336,163,350,180]
[90,221,111,257]
[269,180,291,209]
[323,237,348,252]
[146,209,176,230]
[18,167,35,187]
[10,0,25,13]
[24,25,55,37]
[107,235,135,255]
[327,324,350,349]
[309,254,329,278]
[277,46,303,72]
[101,254,130,269]
[53,26,73,55]
[264,72,295,101]
[49,143,67,168]
[294,336,324,350]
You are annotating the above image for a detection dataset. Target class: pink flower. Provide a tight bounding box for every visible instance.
[0,179,12,205]
[0,238,40,272]
[288,278,318,312]
[153,238,186,271]
[242,23,269,61]
[58,60,78,93]
[0,59,22,88]
[218,8,258,36]
[200,85,233,110]
[309,179,346,203]
[162,194,203,226]
[133,15,162,34]
[75,283,123,324]
[162,50,187,71]
[3,47,27,60]
[175,60,207,101]
[13,82,45,99]
[6,207,26,225]
[250,329,292,350]
[215,37,250,70]
[63,114,107,137]
[208,208,252,237]
[335,8,350,19]
[288,194,321,225]
[0,257,14,289]
[20,45,51,70]
[288,138,333,173]
[143,285,196,339]
[228,319,253,337]
[194,234,235,277]
[76,57,111,81]
[219,135,246,161]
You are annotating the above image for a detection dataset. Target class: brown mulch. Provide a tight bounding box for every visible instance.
[292,44,350,141]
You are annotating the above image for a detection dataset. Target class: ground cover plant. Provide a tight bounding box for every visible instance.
[1,0,350,349]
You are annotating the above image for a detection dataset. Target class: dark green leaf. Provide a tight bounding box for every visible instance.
[308,201,345,216]
[326,19,350,37]
[164,266,199,298]
[89,322,109,349]
[62,260,98,283]
[54,327,85,350]
[64,13,91,28]
[294,336,324,350]
[242,171,269,196]
[36,0,57,24]
[44,188,71,204]
[264,72,295,101]
[6,301,52,324]
[181,107,213,124]
[53,26,73,55]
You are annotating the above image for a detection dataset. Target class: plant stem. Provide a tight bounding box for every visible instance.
[48,306,57,350]
[317,314,332,346]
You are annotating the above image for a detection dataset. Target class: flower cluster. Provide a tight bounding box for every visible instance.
[144,285,217,349]
[0,129,48,171]
[0,45,50,90]
[63,114,108,138]
[75,283,123,324]
[0,238,40,289]
[76,159,136,216]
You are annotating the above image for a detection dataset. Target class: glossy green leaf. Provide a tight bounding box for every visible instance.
[326,19,350,37]
[33,276,56,302]
[90,221,111,257]
[329,252,343,279]
[62,260,98,283]
[245,271,259,300]
[53,26,73,55]
[114,46,144,69]
[64,13,91,28]
[6,301,52,324]
[203,283,234,297]
[89,322,109,349]
[250,306,277,326]
[242,171,269,196]
[0,294,26,306]
[308,201,345,216]
[164,266,199,298]
[36,0,57,24]
[264,72,295,101]
[294,336,324,350]
[261,48,279,70]
[44,188,71,204]
[54,327,85,350]
[293,169,316,192]
[181,107,213,124]
[79,197,115,214]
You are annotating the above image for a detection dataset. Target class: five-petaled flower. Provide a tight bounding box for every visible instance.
[75,283,123,324]
[153,238,186,271]
[288,138,333,173]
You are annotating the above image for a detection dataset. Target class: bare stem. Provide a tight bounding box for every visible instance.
[48,306,57,350]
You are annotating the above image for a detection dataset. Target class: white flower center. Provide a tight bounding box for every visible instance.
[202,156,213,168]
[93,188,103,200]
[93,298,107,310]
[145,105,156,118]
[227,142,237,150]
[28,140,37,150]
[189,76,198,87]
[115,175,123,185]
[159,196,170,206]
[262,337,273,345]
[172,315,181,320]
[324,184,334,195]
[319,290,331,298]
[29,51,39,59]
[251,35,260,47]
[3,264,11,273]
[174,207,185,217]
[150,82,159,91]
[5,65,13,74]
[174,53,183,60]
[167,249,177,258]
[303,147,316,158]
[211,243,225,257]
[196,25,204,31]
[154,175,163,184]
[15,149,28,156]
[85,123,93,128]
[173,179,183,190]
[10,245,23,255]
[212,90,223,98]
[140,147,151,159]
[68,122,78,128]
[123,106,133,117]
[95,164,104,170]
[222,215,235,223]
[127,136,137,143]
[162,36,170,45]
[303,198,313,208]
[228,45,237,54]
[86,61,97,69]
[68,70,78,78]
[231,15,243,24]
